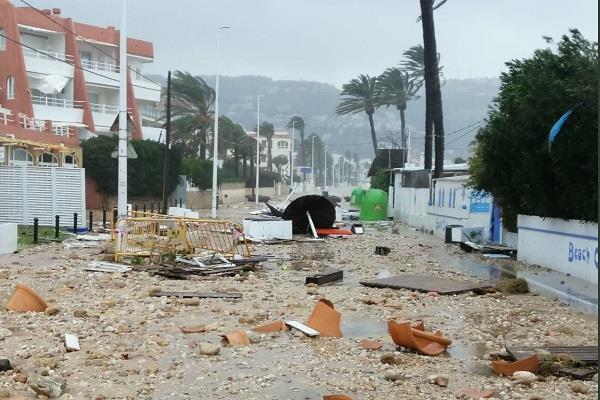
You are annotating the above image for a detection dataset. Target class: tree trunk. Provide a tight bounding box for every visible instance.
[199,127,207,160]
[242,155,247,178]
[233,152,239,178]
[300,130,306,182]
[267,138,273,173]
[420,0,445,178]
[424,97,433,170]
[367,111,378,156]
[399,105,407,150]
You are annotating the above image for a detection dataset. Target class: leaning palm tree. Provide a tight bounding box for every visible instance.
[256,121,275,172]
[336,74,380,155]
[377,67,419,150]
[170,71,215,160]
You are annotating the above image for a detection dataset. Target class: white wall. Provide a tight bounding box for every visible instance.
[392,186,430,230]
[0,223,17,255]
[0,166,86,226]
[517,215,598,284]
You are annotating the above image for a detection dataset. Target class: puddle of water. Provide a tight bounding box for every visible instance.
[445,342,488,360]
[341,315,388,339]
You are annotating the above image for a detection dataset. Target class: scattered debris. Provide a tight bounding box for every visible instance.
[223,331,250,346]
[305,269,343,285]
[350,224,364,234]
[243,217,292,240]
[307,299,342,338]
[179,325,206,334]
[252,320,288,334]
[198,343,220,356]
[85,261,132,273]
[323,395,353,400]
[375,246,391,256]
[361,274,492,295]
[151,291,242,299]
[506,346,598,366]
[482,253,511,259]
[460,387,495,399]
[491,354,539,376]
[316,228,353,236]
[44,305,60,315]
[5,283,47,312]
[512,370,538,385]
[570,381,590,394]
[0,359,12,372]
[496,277,529,294]
[360,339,383,350]
[284,321,320,337]
[64,333,80,352]
[460,241,516,256]
[28,376,66,398]
[388,320,451,356]
[430,374,449,387]
[282,195,336,234]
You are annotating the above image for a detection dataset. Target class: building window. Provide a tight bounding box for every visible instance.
[0,29,5,50]
[38,152,58,167]
[6,76,15,99]
[10,148,33,166]
[63,154,78,168]
[80,50,92,68]
[277,140,288,149]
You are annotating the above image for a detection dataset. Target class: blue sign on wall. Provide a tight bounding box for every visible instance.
[470,203,490,213]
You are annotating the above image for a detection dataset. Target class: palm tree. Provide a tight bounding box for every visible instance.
[287,116,306,181]
[377,67,419,150]
[170,71,215,160]
[258,122,275,172]
[336,74,380,155]
[272,154,288,177]
[419,0,446,178]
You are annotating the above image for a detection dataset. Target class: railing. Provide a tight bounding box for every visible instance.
[52,125,71,137]
[140,106,162,120]
[90,103,119,114]
[81,59,119,73]
[22,47,73,63]
[19,114,45,131]
[31,95,84,109]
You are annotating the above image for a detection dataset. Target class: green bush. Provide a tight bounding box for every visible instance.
[370,170,390,193]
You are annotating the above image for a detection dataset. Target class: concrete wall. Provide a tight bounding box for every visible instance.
[0,223,17,254]
[517,215,598,284]
[392,186,430,230]
[187,183,289,210]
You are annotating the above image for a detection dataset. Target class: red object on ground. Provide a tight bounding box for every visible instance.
[316,228,353,236]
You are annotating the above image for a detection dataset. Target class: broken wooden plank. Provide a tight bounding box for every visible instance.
[506,346,598,365]
[64,333,80,352]
[85,261,131,273]
[284,320,320,337]
[559,368,598,380]
[359,274,492,295]
[151,291,242,299]
[305,269,343,285]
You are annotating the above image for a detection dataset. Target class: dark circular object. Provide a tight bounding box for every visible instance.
[282,195,336,234]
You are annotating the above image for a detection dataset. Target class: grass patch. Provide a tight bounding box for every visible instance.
[17,225,69,249]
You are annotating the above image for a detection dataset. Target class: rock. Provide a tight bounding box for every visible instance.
[181,298,200,306]
[0,359,12,372]
[433,375,449,387]
[29,376,66,398]
[384,372,403,382]
[0,328,12,340]
[13,372,27,383]
[148,287,162,296]
[73,309,88,318]
[198,343,220,356]
[380,353,400,365]
[44,306,60,316]
[592,373,598,382]
[528,395,544,400]
[513,370,537,385]
[570,382,589,394]
[238,316,256,324]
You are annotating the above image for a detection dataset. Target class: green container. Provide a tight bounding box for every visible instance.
[360,189,388,221]
[350,188,365,206]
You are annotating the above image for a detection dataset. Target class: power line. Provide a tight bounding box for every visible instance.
[17,0,163,89]
[445,119,484,136]
[0,32,160,92]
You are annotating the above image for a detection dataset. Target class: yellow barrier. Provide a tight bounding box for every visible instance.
[114,216,251,261]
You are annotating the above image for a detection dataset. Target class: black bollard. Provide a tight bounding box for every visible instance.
[89,211,93,232]
[143,204,147,213]
[134,204,138,213]
[54,215,60,239]
[112,209,118,227]
[102,209,107,229]
[73,213,78,234]
[33,218,39,244]
[179,198,182,207]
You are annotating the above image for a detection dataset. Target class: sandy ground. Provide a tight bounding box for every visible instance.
[0,202,597,400]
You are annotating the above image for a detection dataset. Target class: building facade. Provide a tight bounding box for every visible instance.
[246,130,292,176]
[0,0,161,168]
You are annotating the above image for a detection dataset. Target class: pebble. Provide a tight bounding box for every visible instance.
[0,328,12,340]
[44,306,60,315]
[198,343,220,356]
[570,382,589,394]
[29,376,66,398]
[13,372,28,383]
[73,309,88,318]
[181,298,200,306]
[433,375,449,387]
[513,371,537,385]
[380,353,401,365]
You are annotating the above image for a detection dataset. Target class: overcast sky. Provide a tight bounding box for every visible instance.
[21,0,599,87]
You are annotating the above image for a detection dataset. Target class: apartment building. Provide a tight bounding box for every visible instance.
[0,0,161,168]
[246,130,292,175]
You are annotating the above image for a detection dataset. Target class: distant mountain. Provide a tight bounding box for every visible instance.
[146,74,499,159]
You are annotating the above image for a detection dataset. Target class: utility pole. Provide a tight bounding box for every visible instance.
[323,145,327,189]
[117,0,128,218]
[311,135,315,189]
[161,71,171,214]
[290,121,296,189]
[255,95,262,205]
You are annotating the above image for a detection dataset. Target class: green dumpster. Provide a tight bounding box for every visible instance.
[360,189,388,221]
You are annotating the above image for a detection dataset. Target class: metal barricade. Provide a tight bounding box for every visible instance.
[114,216,251,261]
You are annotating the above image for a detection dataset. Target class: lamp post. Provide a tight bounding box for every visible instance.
[117,0,128,218]
[311,135,315,190]
[255,95,263,205]
[211,26,230,218]
[289,121,297,189]
[323,145,327,189]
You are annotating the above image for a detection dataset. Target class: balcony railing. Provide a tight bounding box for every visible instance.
[52,125,71,137]
[140,106,163,120]
[31,95,84,109]
[22,47,73,63]
[90,103,119,114]
[19,114,45,131]
[81,59,119,73]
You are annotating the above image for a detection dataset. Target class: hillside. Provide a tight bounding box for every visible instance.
[148,74,500,159]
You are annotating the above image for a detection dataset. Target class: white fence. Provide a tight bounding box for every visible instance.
[0,166,86,226]
[517,215,598,285]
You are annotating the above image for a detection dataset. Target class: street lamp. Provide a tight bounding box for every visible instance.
[211,25,230,219]
[311,135,315,190]
[323,145,327,189]
[255,95,263,205]
[289,120,297,189]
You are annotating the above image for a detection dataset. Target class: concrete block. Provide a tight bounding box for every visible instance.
[0,223,17,255]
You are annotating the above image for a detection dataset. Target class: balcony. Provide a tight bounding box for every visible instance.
[132,77,161,102]
[140,105,163,121]
[23,48,74,77]
[30,95,84,125]
[81,59,119,74]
